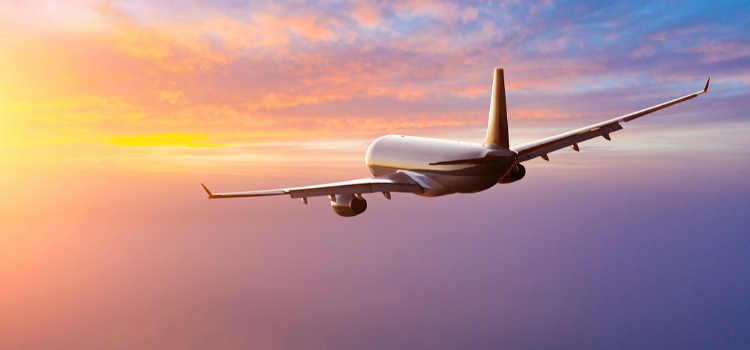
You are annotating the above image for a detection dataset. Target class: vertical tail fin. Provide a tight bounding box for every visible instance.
[482,68,509,149]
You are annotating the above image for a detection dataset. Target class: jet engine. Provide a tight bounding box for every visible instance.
[498,163,526,184]
[330,194,367,217]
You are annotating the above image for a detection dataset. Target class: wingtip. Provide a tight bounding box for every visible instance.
[201,183,213,198]
[704,77,710,93]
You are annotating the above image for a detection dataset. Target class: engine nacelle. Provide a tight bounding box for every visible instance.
[498,163,526,184]
[330,194,367,217]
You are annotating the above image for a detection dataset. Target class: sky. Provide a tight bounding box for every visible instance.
[1,0,749,349]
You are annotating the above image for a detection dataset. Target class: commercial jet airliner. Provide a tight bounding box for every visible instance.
[202,69,709,217]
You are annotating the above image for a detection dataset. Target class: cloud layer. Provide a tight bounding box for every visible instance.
[1,0,748,171]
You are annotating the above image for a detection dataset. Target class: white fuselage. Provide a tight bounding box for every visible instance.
[365,135,517,196]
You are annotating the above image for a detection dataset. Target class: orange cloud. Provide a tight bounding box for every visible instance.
[109,133,224,147]
[2,0,734,176]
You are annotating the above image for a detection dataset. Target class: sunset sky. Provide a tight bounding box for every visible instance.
[1,0,749,349]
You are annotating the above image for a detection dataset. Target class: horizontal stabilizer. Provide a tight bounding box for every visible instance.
[429,148,516,166]
[429,155,506,166]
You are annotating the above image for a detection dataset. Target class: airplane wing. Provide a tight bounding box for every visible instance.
[201,171,424,201]
[512,78,710,162]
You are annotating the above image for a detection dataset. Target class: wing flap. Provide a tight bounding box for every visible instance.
[287,182,423,198]
[203,188,286,199]
[516,122,623,162]
[512,78,709,162]
[203,172,423,199]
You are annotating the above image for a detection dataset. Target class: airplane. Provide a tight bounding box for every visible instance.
[201,69,710,217]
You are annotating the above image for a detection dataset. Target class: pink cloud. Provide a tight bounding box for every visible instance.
[2,0,744,175]
[688,41,750,64]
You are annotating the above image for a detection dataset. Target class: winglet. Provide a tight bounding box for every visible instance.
[697,77,710,95]
[201,183,214,198]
